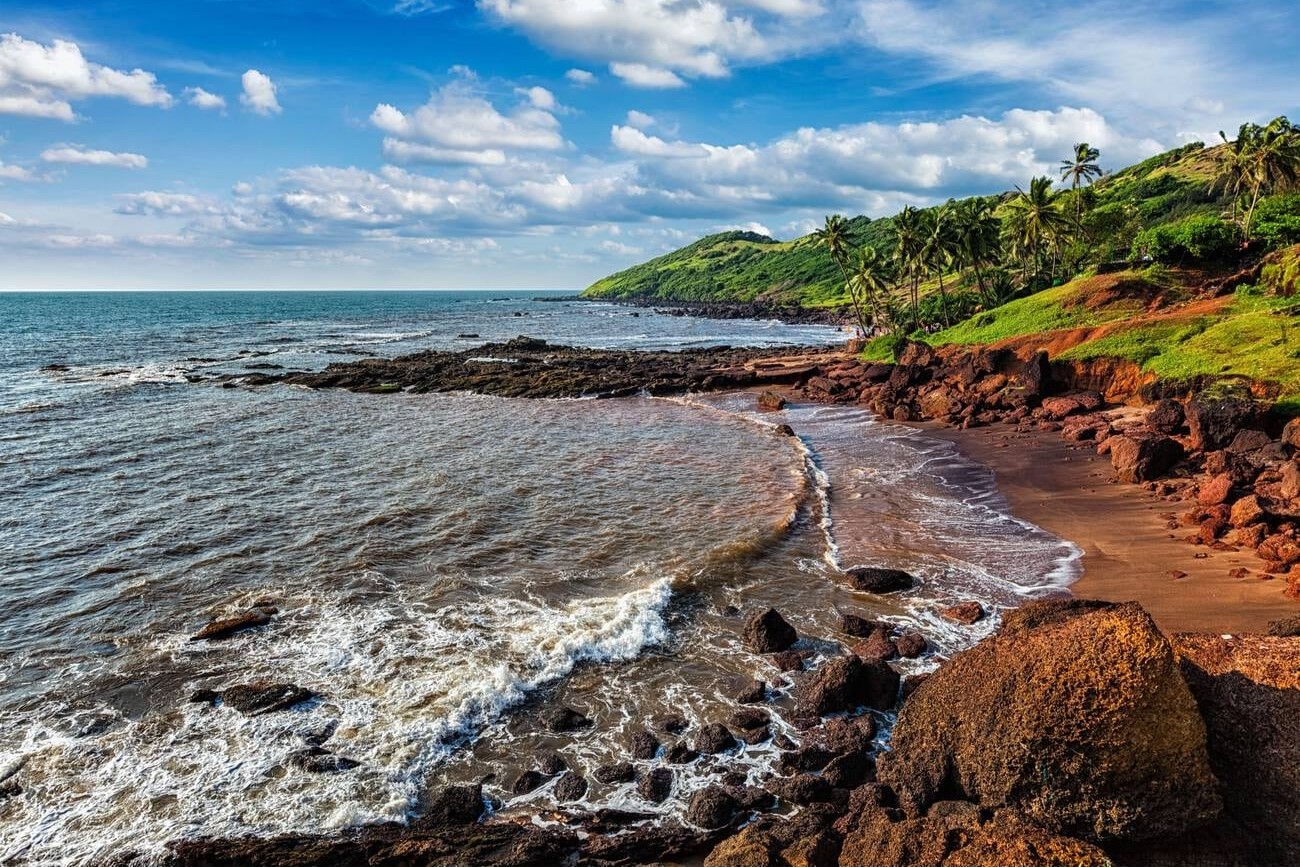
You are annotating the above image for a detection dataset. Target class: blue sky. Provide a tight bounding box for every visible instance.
[0,0,1296,289]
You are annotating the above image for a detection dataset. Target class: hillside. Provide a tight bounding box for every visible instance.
[582,140,1226,307]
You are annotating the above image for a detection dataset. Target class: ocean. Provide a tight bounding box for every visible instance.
[0,291,1079,866]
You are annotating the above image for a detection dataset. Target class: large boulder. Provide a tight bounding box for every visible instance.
[1147,398,1186,434]
[1185,393,1260,452]
[1174,634,1300,866]
[742,608,798,653]
[1109,434,1185,483]
[842,567,915,594]
[878,600,1221,844]
[795,655,899,716]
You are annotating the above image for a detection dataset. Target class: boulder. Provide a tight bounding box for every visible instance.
[757,390,787,412]
[769,650,805,672]
[1109,434,1185,483]
[552,772,588,802]
[939,602,984,624]
[1147,398,1186,434]
[1282,417,1300,450]
[1229,494,1266,527]
[1185,394,1259,452]
[878,600,1220,843]
[687,785,743,830]
[537,751,567,776]
[666,742,700,764]
[1017,350,1052,399]
[895,632,928,658]
[637,767,674,803]
[629,728,661,760]
[545,707,593,733]
[288,748,359,774]
[765,774,833,806]
[419,783,486,829]
[734,680,766,704]
[851,631,898,663]
[695,723,738,755]
[1226,429,1273,454]
[221,681,317,716]
[593,762,636,785]
[511,770,547,795]
[654,714,689,735]
[742,608,798,654]
[843,567,915,594]
[774,424,796,438]
[1197,473,1235,506]
[191,607,275,641]
[1174,634,1300,866]
[795,655,899,717]
[840,613,883,637]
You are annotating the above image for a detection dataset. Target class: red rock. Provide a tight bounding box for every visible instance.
[1229,494,1266,527]
[851,632,898,663]
[1281,417,1300,450]
[1109,434,1184,483]
[1196,474,1234,506]
[757,390,787,412]
[940,602,985,624]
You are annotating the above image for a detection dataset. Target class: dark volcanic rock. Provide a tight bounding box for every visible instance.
[734,679,766,704]
[765,773,833,806]
[839,613,883,637]
[686,785,742,830]
[191,608,275,641]
[694,723,738,755]
[552,772,588,802]
[851,631,898,663]
[637,767,674,803]
[288,748,359,774]
[594,762,636,785]
[842,567,915,594]
[1147,398,1186,434]
[629,728,661,760]
[419,783,487,829]
[1185,393,1260,452]
[545,706,593,733]
[795,655,899,717]
[1109,434,1185,483]
[879,600,1220,843]
[741,607,798,653]
[769,650,805,672]
[666,742,700,764]
[1267,616,1300,637]
[895,632,928,658]
[511,770,547,795]
[221,681,317,716]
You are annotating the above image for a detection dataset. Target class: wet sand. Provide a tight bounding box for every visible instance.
[911,420,1298,635]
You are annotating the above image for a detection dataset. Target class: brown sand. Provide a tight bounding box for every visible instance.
[912,420,1298,635]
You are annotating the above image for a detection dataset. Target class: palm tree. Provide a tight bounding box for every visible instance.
[814,214,870,336]
[849,246,892,332]
[1060,143,1103,224]
[1215,116,1300,241]
[921,207,959,326]
[891,206,926,331]
[949,198,1001,305]
[1001,177,1070,285]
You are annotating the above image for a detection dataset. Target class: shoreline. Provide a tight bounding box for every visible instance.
[910,420,1299,634]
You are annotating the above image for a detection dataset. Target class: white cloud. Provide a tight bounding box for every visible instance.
[0,157,33,181]
[611,124,704,158]
[40,145,149,169]
[609,62,685,89]
[371,75,565,159]
[240,69,281,116]
[625,110,656,130]
[564,68,596,86]
[391,0,453,13]
[185,86,226,111]
[115,191,220,216]
[0,33,173,121]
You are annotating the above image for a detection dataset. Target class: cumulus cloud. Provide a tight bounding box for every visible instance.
[115,191,221,216]
[609,62,685,89]
[625,110,656,130]
[185,86,226,111]
[0,157,34,181]
[240,69,281,115]
[565,68,596,86]
[41,145,149,169]
[371,75,565,163]
[0,32,173,121]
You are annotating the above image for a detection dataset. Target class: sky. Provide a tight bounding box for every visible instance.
[0,0,1296,290]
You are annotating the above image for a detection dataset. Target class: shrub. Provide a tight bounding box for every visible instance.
[1131,215,1236,263]
[1254,193,1300,249]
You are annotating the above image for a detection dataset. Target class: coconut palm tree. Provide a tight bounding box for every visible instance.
[849,246,892,332]
[891,206,928,331]
[814,214,870,336]
[921,206,959,326]
[1001,177,1070,285]
[950,198,1001,305]
[1060,143,1103,224]
[1215,116,1300,241]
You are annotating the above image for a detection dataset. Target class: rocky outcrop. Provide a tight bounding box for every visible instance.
[794,654,899,716]
[742,607,798,653]
[879,600,1221,843]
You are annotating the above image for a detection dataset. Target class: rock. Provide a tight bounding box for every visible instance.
[552,772,588,802]
[1197,473,1235,506]
[594,762,636,785]
[730,708,771,733]
[655,714,689,735]
[629,728,661,760]
[537,751,567,776]
[637,767,674,803]
[795,655,899,717]
[742,608,798,654]
[190,608,275,641]
[545,707,593,733]
[666,742,700,764]
[823,751,874,790]
[774,424,796,438]
[1175,634,1300,866]
[879,600,1220,843]
[1109,434,1185,483]
[1017,350,1052,398]
[419,783,487,829]
[694,723,738,755]
[1226,429,1273,453]
[288,747,360,774]
[766,774,833,806]
[843,566,915,594]
[895,632,928,658]
[188,688,219,705]
[1185,393,1259,452]
[1147,398,1186,434]
[1229,494,1266,527]
[1267,616,1300,637]
[687,785,743,830]
[757,390,787,412]
[221,681,317,716]
[734,679,766,704]
[770,650,805,672]
[840,613,883,637]
[939,602,984,624]
[512,770,547,795]
[850,631,898,663]
[1282,417,1300,449]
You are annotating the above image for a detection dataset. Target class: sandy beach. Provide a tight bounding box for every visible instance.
[915,420,1298,634]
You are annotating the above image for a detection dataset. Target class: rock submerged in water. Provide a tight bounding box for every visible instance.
[629,728,661,760]
[220,681,318,716]
[843,566,915,594]
[637,767,674,803]
[741,607,798,653]
[545,706,593,733]
[694,723,738,755]
[553,772,588,802]
[190,606,276,641]
[879,599,1221,843]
